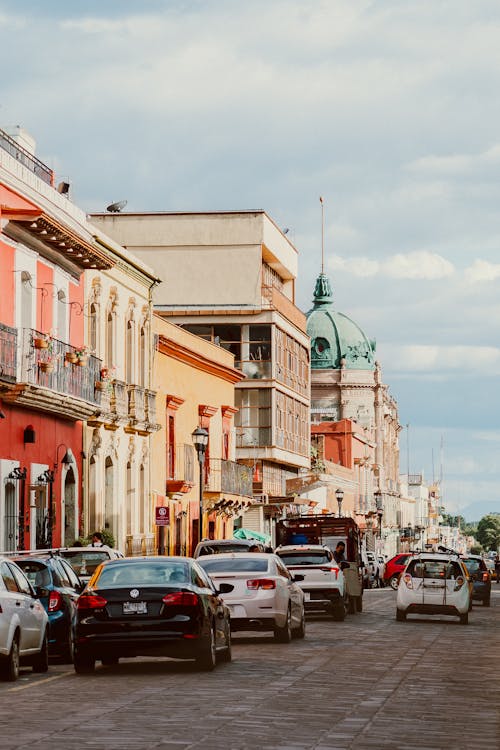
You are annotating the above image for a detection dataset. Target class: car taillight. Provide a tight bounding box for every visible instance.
[482,571,490,582]
[162,592,199,606]
[320,567,339,578]
[48,591,63,612]
[403,574,413,589]
[247,578,276,590]
[77,594,107,610]
[454,576,465,590]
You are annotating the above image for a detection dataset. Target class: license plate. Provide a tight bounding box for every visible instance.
[123,601,147,614]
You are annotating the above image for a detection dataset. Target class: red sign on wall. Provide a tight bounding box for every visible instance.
[155,506,170,526]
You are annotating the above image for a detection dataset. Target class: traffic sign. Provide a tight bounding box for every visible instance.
[155,506,170,526]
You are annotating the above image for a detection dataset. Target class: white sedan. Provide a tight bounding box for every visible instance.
[0,556,49,681]
[198,552,305,642]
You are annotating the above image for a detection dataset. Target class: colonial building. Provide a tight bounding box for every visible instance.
[0,126,106,549]
[90,210,311,539]
[152,316,252,555]
[306,271,401,554]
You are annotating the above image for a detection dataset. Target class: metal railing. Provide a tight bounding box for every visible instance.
[0,323,17,382]
[0,128,54,185]
[205,459,253,497]
[22,329,101,404]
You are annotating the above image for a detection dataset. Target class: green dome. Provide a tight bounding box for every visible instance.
[306,273,376,370]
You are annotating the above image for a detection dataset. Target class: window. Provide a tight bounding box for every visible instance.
[167,414,175,479]
[89,303,98,354]
[1,562,19,592]
[235,389,271,447]
[106,310,114,368]
[125,319,133,383]
[9,563,32,595]
[199,558,269,574]
[277,552,332,566]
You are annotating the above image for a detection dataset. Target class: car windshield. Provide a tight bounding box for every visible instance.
[59,550,110,577]
[278,552,331,565]
[461,558,483,573]
[198,558,269,573]
[197,543,254,555]
[97,562,190,587]
[15,561,50,587]
[406,559,463,579]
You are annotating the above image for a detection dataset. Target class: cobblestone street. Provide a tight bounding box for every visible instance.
[1,589,498,750]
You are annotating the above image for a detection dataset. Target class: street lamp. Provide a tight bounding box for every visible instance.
[335,488,344,518]
[192,427,209,543]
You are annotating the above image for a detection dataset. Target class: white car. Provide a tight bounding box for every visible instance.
[396,553,471,624]
[58,547,124,584]
[197,552,305,642]
[0,556,49,681]
[275,544,347,621]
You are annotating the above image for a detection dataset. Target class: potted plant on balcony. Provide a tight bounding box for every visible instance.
[39,354,57,374]
[33,332,52,350]
[95,365,115,393]
[65,350,79,364]
[74,345,91,366]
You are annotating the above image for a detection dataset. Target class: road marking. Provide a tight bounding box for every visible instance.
[7,671,72,693]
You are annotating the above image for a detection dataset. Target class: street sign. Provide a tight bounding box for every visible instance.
[155,506,170,526]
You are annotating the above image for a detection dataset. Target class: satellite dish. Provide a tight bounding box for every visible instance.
[106,200,128,213]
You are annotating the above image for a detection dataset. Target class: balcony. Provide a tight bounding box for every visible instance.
[128,384,146,422]
[1,328,101,419]
[0,127,53,185]
[205,459,253,498]
[0,323,17,383]
[166,443,196,495]
[261,285,307,333]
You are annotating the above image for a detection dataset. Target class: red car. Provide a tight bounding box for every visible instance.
[383,553,414,589]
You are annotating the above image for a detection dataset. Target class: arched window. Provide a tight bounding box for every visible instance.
[57,290,67,341]
[125,319,133,383]
[106,310,114,369]
[89,303,98,355]
[20,271,33,333]
[126,461,133,536]
[139,325,146,387]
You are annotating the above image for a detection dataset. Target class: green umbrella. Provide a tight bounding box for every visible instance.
[233,528,271,544]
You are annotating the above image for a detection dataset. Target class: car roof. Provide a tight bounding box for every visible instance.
[98,555,193,565]
[197,552,272,560]
[276,544,329,552]
[407,553,463,562]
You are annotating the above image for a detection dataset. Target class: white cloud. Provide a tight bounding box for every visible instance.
[382,344,500,374]
[329,251,454,280]
[408,142,500,176]
[465,259,500,283]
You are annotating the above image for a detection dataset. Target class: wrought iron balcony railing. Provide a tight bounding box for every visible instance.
[205,459,253,497]
[22,329,101,404]
[0,127,54,185]
[0,323,17,383]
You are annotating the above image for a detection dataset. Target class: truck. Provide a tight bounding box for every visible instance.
[275,515,364,612]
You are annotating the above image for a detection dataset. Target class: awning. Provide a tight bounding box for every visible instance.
[233,528,271,544]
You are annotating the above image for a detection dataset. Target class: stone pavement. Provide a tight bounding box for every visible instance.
[1,589,498,750]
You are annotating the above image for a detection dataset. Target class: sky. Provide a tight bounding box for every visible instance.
[1,0,499,520]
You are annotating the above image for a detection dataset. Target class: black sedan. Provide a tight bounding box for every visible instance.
[73,556,233,673]
[461,555,491,606]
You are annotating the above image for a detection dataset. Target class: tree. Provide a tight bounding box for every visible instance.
[476,514,500,551]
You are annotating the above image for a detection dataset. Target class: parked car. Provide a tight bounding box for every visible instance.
[58,547,124,584]
[396,553,471,624]
[198,552,305,641]
[383,553,414,589]
[0,556,49,681]
[73,556,232,673]
[275,544,347,620]
[194,539,266,557]
[13,554,83,660]
[460,555,491,607]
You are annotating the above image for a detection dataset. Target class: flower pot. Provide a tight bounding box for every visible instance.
[76,356,88,367]
[65,352,78,364]
[39,361,54,373]
[34,337,49,350]
[95,380,106,391]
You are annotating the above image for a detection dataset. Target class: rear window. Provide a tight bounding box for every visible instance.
[198,558,269,573]
[197,543,255,556]
[59,550,110,577]
[277,552,332,566]
[97,562,189,587]
[406,559,463,579]
[461,558,485,573]
[15,561,51,588]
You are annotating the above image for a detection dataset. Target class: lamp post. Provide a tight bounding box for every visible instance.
[335,488,344,518]
[192,427,209,544]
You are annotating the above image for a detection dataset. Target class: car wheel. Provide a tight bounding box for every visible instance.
[459,612,468,625]
[389,575,400,590]
[396,609,406,622]
[332,600,346,622]
[274,607,292,643]
[483,596,491,607]
[62,629,75,664]
[0,633,20,682]
[196,625,217,671]
[218,628,232,663]
[74,650,96,674]
[293,609,306,638]
[32,631,49,673]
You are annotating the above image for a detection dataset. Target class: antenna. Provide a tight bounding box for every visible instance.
[106,200,128,213]
[319,196,324,273]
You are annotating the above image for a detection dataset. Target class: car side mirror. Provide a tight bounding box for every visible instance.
[292,574,305,582]
[340,562,350,571]
[218,583,234,594]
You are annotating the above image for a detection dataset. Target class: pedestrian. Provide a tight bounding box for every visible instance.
[495,555,500,585]
[88,531,104,548]
[248,544,261,552]
[333,541,346,564]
